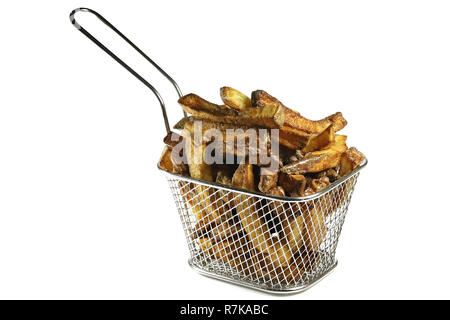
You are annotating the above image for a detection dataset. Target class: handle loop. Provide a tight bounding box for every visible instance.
[70,7,186,135]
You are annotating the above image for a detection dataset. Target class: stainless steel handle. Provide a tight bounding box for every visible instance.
[69,7,186,135]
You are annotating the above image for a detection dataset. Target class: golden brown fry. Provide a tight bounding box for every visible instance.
[258,167,279,193]
[301,125,335,153]
[250,90,347,150]
[231,163,256,192]
[327,112,347,132]
[194,214,244,243]
[178,93,238,116]
[231,164,292,267]
[339,147,365,176]
[278,173,306,194]
[252,90,345,134]
[277,129,311,150]
[164,132,188,175]
[310,176,331,192]
[163,131,184,148]
[220,87,252,111]
[283,214,306,254]
[281,135,348,174]
[252,249,311,284]
[182,118,275,167]
[266,186,286,197]
[302,206,327,252]
[282,107,332,135]
[157,146,174,172]
[171,151,189,175]
[182,117,253,142]
[179,93,285,128]
[173,116,193,130]
[198,237,258,277]
[184,133,214,182]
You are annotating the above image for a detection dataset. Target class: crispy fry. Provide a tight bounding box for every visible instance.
[339,147,365,176]
[232,164,292,267]
[164,133,188,175]
[184,133,214,182]
[302,206,327,252]
[283,214,306,254]
[327,112,347,132]
[179,93,285,128]
[231,163,256,192]
[182,117,253,144]
[277,129,311,149]
[194,214,244,243]
[163,131,184,148]
[165,86,364,282]
[281,135,348,174]
[179,93,238,116]
[301,125,335,153]
[310,176,331,192]
[282,107,332,135]
[278,173,306,194]
[266,186,285,197]
[198,237,258,277]
[171,151,189,175]
[220,87,252,111]
[173,116,193,130]
[258,167,279,193]
[252,90,345,134]
[158,146,174,172]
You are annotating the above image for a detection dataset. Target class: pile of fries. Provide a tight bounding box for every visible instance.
[158,87,365,283]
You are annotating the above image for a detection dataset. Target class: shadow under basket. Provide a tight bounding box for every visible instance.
[159,159,366,294]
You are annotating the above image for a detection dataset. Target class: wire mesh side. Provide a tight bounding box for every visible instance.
[166,173,360,292]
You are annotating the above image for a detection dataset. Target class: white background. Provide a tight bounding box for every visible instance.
[1,0,449,299]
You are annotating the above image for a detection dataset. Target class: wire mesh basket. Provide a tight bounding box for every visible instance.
[71,7,367,294]
[160,161,365,293]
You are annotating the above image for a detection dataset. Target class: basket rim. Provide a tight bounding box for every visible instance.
[158,158,367,202]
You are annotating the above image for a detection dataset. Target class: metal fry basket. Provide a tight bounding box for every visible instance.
[71,8,367,294]
[161,163,365,293]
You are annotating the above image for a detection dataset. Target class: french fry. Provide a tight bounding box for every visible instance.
[164,86,365,282]
[184,132,214,182]
[157,146,174,172]
[198,237,258,277]
[283,214,306,256]
[278,173,306,194]
[258,167,279,193]
[301,125,335,153]
[179,93,285,128]
[232,164,292,267]
[220,87,252,111]
[280,135,348,174]
[282,107,332,135]
[339,147,365,176]
[310,176,331,192]
[252,90,346,134]
[179,93,238,116]
[276,129,311,150]
[302,206,327,252]
[327,112,347,132]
